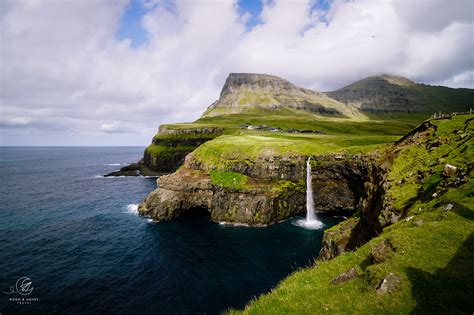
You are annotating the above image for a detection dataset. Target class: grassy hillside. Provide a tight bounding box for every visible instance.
[227,115,473,314]
[161,107,422,134]
[327,74,474,114]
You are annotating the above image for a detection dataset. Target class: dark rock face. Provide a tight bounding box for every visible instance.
[104,161,164,177]
[319,161,387,260]
[139,152,382,226]
[143,148,191,173]
[144,127,223,173]
[311,156,373,216]
[106,127,223,177]
[138,167,305,226]
[186,153,307,181]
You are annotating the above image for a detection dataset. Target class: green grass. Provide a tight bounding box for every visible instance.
[191,133,399,171]
[210,170,249,190]
[161,107,421,135]
[152,132,220,142]
[227,115,474,314]
[386,116,473,212]
[145,144,196,157]
[229,193,473,314]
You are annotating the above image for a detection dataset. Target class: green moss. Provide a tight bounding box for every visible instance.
[210,170,249,190]
[145,144,196,157]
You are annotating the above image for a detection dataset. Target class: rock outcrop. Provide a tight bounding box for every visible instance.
[139,153,379,226]
[105,127,222,176]
[138,167,305,226]
[143,126,223,173]
[104,161,163,177]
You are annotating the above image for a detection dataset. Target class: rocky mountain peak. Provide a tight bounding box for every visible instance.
[220,73,295,97]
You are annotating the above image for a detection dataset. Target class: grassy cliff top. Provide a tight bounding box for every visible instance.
[191,132,399,169]
[160,107,423,133]
[228,115,474,314]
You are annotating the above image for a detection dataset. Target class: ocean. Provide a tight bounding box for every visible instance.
[0,147,338,314]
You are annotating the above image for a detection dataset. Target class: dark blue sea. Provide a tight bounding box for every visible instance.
[0,147,339,314]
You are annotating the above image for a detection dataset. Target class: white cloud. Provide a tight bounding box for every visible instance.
[1,0,473,145]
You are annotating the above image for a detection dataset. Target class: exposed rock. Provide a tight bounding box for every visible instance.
[104,162,163,177]
[444,203,454,212]
[371,239,394,263]
[394,120,436,147]
[442,164,458,177]
[138,167,305,226]
[376,273,401,295]
[319,218,359,260]
[157,126,222,135]
[331,268,359,285]
[186,152,307,181]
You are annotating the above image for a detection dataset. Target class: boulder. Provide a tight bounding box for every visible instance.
[371,239,394,263]
[442,164,457,177]
[376,273,401,294]
[444,203,454,212]
[331,268,359,285]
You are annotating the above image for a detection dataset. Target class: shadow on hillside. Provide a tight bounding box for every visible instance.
[406,232,474,314]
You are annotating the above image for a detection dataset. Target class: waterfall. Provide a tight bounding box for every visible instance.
[293,157,323,229]
[306,157,316,222]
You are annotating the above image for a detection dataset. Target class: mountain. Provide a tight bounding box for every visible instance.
[203,73,473,118]
[327,74,474,114]
[203,73,361,118]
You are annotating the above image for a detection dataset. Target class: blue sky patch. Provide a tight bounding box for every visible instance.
[116,0,149,48]
[116,0,332,46]
[238,0,264,30]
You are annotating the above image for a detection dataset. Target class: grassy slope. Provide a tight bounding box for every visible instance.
[191,133,399,171]
[162,107,422,133]
[228,115,473,314]
[160,108,424,169]
[186,108,424,170]
[328,74,474,114]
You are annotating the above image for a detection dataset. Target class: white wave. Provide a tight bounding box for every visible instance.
[93,175,128,179]
[126,204,139,215]
[292,219,324,230]
[105,163,122,166]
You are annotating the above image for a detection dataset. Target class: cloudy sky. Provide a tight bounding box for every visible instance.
[1,0,473,146]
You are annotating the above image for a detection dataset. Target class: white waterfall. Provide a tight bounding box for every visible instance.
[293,157,323,229]
[306,157,316,222]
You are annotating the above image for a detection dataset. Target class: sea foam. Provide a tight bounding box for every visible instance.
[126,204,139,215]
